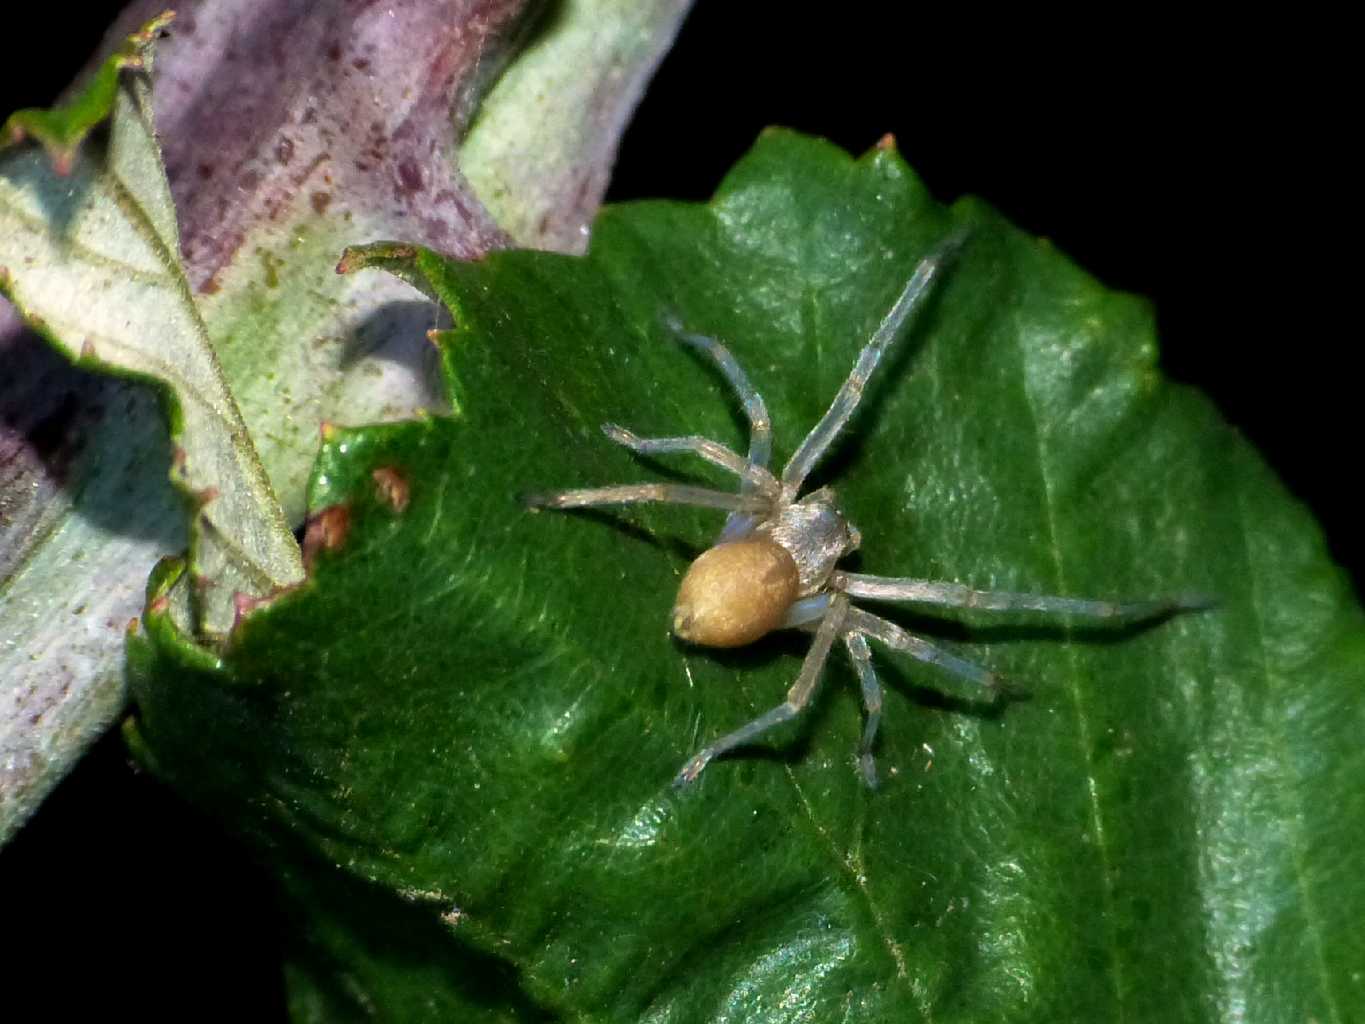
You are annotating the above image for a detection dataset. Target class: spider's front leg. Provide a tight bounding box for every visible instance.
[599,424,778,496]
[663,316,773,476]
[522,482,763,513]
[780,231,967,497]
[674,594,849,786]
[664,316,774,542]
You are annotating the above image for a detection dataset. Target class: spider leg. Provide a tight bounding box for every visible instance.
[664,315,773,473]
[522,483,766,513]
[842,632,883,788]
[664,315,774,543]
[846,606,1000,695]
[781,231,967,496]
[835,572,1213,622]
[600,424,778,495]
[674,594,849,786]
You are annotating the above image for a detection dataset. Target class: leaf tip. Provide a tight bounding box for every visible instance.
[336,242,418,275]
[335,248,364,275]
[0,11,176,172]
[128,10,177,46]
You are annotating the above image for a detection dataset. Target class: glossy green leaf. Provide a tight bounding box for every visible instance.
[129,131,1364,1022]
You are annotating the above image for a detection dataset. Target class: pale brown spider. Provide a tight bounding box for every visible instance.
[526,234,1203,788]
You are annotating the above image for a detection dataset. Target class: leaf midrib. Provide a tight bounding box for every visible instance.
[1010,306,1128,1020]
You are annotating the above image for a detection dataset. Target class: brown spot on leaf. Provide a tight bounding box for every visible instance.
[303,503,351,571]
[372,466,410,514]
[230,582,302,635]
[310,191,333,215]
[169,446,189,483]
[396,157,424,196]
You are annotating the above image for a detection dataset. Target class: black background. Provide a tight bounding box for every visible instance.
[0,4,1349,1019]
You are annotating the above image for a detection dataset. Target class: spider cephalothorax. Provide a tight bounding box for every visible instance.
[527,232,1202,788]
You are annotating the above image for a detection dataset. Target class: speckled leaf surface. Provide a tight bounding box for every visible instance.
[129,132,1364,1022]
[0,12,304,638]
[460,0,692,252]
[1,0,686,844]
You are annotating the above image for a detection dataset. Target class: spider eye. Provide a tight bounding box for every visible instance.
[672,540,800,648]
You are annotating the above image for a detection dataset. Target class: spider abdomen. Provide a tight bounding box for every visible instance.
[672,539,800,648]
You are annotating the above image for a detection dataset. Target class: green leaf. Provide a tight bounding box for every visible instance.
[129,131,1364,1022]
[0,10,303,643]
[0,13,174,174]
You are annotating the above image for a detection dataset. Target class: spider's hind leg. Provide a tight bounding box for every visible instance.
[842,632,884,788]
[846,606,1002,696]
[674,595,849,786]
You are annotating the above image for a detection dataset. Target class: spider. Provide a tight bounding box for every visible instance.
[525,232,1204,788]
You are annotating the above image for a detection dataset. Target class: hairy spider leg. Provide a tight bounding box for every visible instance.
[674,594,850,786]
[599,424,779,496]
[835,572,1213,621]
[665,316,775,543]
[842,632,884,788]
[846,607,1001,694]
[523,483,766,513]
[781,232,968,498]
